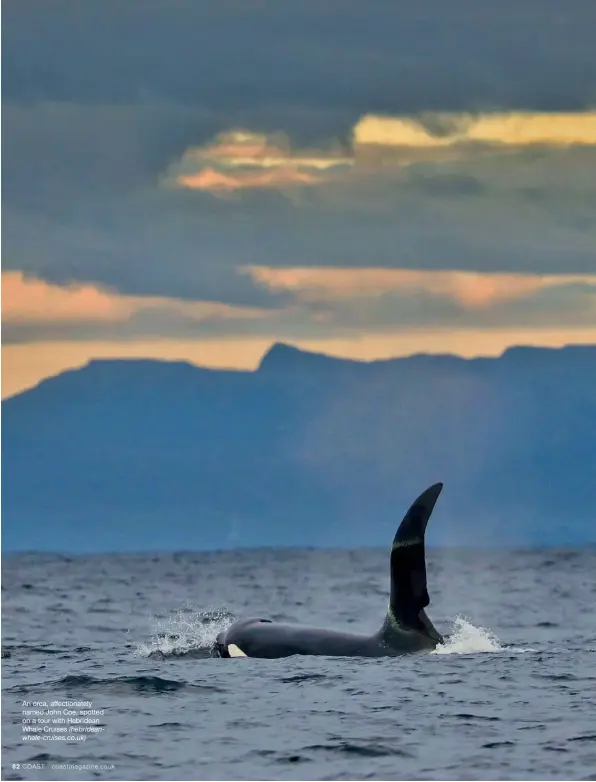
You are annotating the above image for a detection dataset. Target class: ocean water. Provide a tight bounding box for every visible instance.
[2,547,596,781]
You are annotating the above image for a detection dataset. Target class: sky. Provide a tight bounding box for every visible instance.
[2,0,596,398]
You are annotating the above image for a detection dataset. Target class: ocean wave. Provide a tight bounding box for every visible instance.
[6,674,226,695]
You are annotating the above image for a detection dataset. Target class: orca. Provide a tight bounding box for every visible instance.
[213,483,445,659]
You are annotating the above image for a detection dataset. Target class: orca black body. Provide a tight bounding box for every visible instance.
[214,483,445,659]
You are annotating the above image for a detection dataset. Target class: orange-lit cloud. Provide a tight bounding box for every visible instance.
[177,166,318,192]
[2,271,274,325]
[193,130,351,169]
[245,266,596,310]
[353,112,596,150]
[167,112,596,194]
[165,129,352,193]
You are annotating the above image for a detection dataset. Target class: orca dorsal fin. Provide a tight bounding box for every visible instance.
[388,483,443,626]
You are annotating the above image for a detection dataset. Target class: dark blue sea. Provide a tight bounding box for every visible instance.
[2,547,596,781]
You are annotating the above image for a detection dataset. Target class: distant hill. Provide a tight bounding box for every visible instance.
[2,343,596,552]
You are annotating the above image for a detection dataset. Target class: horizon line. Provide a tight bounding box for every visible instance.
[3,337,595,402]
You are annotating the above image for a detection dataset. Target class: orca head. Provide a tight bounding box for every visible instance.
[213,618,273,658]
[214,637,247,658]
[212,633,230,658]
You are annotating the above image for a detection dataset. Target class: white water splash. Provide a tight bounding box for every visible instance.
[134,607,235,658]
[433,616,502,655]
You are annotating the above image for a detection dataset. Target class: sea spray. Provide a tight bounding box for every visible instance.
[135,607,235,658]
[433,616,502,655]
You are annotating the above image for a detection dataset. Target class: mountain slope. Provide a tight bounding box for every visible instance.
[2,344,595,551]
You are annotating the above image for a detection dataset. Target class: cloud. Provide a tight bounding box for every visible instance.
[354,112,596,150]
[5,263,594,353]
[4,1,596,112]
[245,266,596,311]
[164,129,352,193]
[3,100,596,312]
[2,271,276,338]
[176,167,319,192]
[3,271,138,324]
[166,111,596,195]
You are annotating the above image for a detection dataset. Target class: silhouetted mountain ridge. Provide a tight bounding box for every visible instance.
[3,343,595,551]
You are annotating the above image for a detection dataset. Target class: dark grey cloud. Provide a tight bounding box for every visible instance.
[403,173,486,198]
[4,0,596,112]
